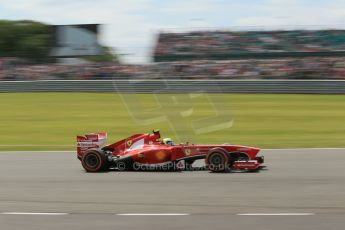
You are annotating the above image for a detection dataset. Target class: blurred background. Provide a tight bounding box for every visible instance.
[0,0,344,150]
[2,0,345,81]
[2,21,345,80]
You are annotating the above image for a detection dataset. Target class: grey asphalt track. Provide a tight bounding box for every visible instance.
[0,149,344,230]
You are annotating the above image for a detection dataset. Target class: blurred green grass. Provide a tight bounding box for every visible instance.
[0,93,344,151]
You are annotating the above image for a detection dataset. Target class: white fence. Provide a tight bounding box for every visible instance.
[0,80,344,94]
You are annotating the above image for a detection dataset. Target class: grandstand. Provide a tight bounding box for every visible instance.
[154,30,345,61]
[2,25,345,80]
[152,29,345,79]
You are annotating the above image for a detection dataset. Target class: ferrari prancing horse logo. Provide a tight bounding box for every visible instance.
[185,149,191,156]
[126,139,132,147]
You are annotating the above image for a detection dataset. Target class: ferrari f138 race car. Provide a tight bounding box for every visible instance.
[77,130,264,173]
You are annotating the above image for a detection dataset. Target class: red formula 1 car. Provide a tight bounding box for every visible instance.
[77,130,264,173]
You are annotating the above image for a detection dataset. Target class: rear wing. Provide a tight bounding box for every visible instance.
[76,132,107,159]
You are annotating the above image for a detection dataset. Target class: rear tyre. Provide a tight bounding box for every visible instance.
[205,148,229,173]
[82,149,108,172]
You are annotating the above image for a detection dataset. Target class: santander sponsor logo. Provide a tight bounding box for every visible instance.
[86,135,99,141]
[77,142,98,148]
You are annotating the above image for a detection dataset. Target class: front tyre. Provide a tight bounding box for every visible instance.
[205,148,229,173]
[81,149,108,172]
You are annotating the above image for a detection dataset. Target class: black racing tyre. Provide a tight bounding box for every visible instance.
[81,149,108,172]
[205,148,229,173]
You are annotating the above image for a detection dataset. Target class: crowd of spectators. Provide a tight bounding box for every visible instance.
[2,57,345,80]
[155,57,345,79]
[0,58,151,81]
[2,29,345,81]
[154,30,345,57]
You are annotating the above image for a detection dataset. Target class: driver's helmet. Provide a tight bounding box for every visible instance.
[162,138,173,146]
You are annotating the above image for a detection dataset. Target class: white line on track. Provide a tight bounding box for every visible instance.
[237,213,315,216]
[116,213,190,216]
[1,212,68,216]
[263,148,345,151]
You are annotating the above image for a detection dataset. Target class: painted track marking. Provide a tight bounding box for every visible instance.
[0,212,316,216]
[116,213,190,216]
[1,212,68,215]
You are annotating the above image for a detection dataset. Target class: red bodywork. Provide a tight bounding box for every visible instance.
[77,131,264,172]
